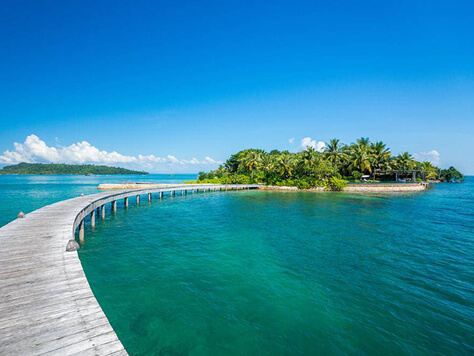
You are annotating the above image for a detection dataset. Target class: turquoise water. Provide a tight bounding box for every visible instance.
[0,174,195,227]
[77,179,473,355]
[1,176,473,355]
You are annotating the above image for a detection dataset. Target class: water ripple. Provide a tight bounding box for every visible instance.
[77,180,474,355]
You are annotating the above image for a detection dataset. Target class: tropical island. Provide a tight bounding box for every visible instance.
[0,162,148,175]
[191,138,464,190]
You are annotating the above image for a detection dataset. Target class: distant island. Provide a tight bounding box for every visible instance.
[0,163,148,175]
[191,138,464,190]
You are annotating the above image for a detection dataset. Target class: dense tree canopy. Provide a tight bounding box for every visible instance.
[0,163,148,175]
[195,138,464,189]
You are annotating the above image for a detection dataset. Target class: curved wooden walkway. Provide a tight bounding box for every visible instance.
[0,184,258,356]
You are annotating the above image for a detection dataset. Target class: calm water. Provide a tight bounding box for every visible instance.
[0,174,195,228]
[1,176,473,355]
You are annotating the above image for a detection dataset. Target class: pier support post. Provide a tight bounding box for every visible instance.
[148,193,152,202]
[136,195,140,205]
[91,210,96,228]
[101,205,105,219]
[124,197,129,208]
[79,220,85,243]
[159,191,163,199]
[112,201,117,213]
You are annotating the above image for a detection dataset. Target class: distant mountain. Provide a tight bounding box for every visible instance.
[0,163,148,175]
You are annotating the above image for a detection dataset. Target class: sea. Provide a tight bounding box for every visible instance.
[1,175,473,355]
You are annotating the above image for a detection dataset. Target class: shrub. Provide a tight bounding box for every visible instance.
[186,178,223,184]
[296,179,311,189]
[220,176,231,184]
[324,177,348,191]
[228,174,252,184]
[252,171,266,184]
[351,171,363,180]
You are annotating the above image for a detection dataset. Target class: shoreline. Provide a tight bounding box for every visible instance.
[261,183,429,192]
[99,182,430,192]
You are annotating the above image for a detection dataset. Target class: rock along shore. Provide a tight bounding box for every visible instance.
[99,182,429,192]
[262,183,428,192]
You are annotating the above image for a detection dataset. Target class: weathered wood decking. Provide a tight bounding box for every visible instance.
[0,184,258,356]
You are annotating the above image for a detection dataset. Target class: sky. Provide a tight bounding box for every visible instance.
[0,0,473,173]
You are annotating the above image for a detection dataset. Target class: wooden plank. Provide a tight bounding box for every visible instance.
[0,309,105,342]
[11,325,117,356]
[0,184,258,355]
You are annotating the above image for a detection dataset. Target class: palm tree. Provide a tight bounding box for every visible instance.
[325,139,347,168]
[394,152,416,171]
[276,154,296,178]
[419,161,437,180]
[261,154,275,173]
[356,137,371,147]
[371,141,391,171]
[348,144,374,173]
[437,166,464,182]
[299,147,319,175]
[243,150,263,179]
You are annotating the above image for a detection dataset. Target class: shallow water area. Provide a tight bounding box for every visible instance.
[76,179,474,355]
[0,174,194,227]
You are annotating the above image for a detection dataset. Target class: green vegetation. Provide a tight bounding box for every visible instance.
[437,166,464,182]
[194,138,464,189]
[0,162,148,175]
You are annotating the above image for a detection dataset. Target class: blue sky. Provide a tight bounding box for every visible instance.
[0,0,473,173]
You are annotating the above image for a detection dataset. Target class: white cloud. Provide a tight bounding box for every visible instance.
[315,142,326,152]
[300,137,325,152]
[59,141,137,164]
[167,155,180,164]
[0,149,27,164]
[413,150,440,166]
[300,137,315,149]
[289,137,295,144]
[203,156,219,164]
[0,134,222,172]
[15,134,60,162]
[138,155,167,163]
[181,157,207,164]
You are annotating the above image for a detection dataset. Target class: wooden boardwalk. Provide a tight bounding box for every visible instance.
[0,184,258,356]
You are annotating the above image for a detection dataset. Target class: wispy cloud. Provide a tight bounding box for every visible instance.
[0,135,222,172]
[413,150,440,166]
[289,137,295,144]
